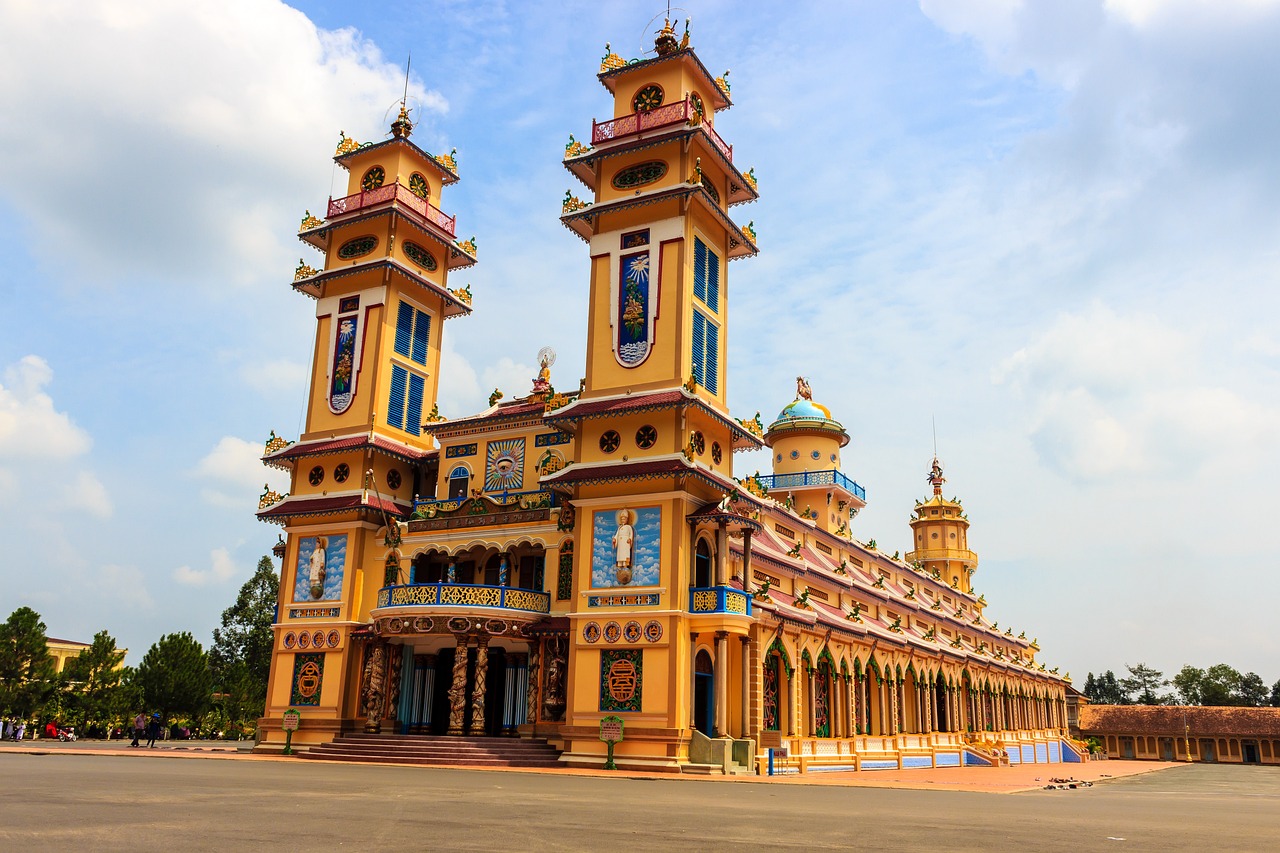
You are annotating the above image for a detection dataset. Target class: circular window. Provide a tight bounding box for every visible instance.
[830,454,837,463]
[600,430,621,453]
[409,172,429,199]
[333,463,350,483]
[308,466,324,486]
[790,450,800,460]
[632,84,664,112]
[387,469,402,490]
[776,453,783,463]
[611,160,668,190]
[691,431,706,455]
[711,442,722,464]
[811,450,821,460]
[635,425,658,449]
[337,235,378,259]
[361,166,385,191]
[403,241,438,271]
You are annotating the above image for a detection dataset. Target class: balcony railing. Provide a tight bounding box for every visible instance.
[376,582,550,615]
[412,488,557,515]
[689,585,752,616]
[327,183,456,236]
[754,469,867,502]
[591,98,732,162]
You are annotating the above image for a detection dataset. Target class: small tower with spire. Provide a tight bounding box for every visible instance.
[906,457,979,595]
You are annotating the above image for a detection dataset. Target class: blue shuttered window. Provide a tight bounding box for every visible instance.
[405,372,425,436]
[693,237,720,313]
[387,365,408,430]
[692,308,720,396]
[394,300,431,366]
[387,364,427,435]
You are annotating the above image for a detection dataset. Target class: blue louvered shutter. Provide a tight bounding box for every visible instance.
[387,364,408,429]
[394,301,414,358]
[694,238,707,304]
[405,372,425,435]
[692,310,706,387]
[705,318,719,394]
[706,247,720,312]
[410,309,430,365]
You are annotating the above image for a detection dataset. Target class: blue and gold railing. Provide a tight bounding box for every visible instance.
[689,586,753,616]
[376,583,551,614]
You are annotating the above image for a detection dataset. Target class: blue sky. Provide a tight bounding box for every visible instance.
[1,1,1277,687]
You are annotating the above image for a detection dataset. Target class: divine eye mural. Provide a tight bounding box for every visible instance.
[591,506,661,588]
[484,438,526,491]
[293,534,347,602]
[616,252,656,366]
[328,313,359,413]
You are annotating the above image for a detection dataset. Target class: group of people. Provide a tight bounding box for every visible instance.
[129,712,163,748]
[2,719,27,741]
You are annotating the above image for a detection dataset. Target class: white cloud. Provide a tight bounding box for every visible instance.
[174,547,239,586]
[62,471,113,519]
[0,356,92,459]
[195,435,288,508]
[240,358,310,396]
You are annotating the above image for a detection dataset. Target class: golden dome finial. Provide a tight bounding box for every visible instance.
[391,104,413,139]
[928,456,946,496]
[655,17,680,56]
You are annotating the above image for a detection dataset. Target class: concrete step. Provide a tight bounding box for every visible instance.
[298,733,562,768]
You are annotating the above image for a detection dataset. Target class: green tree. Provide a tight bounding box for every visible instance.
[134,632,212,722]
[1121,663,1170,705]
[210,556,279,732]
[1269,678,1280,708]
[1172,664,1248,706]
[1083,670,1129,705]
[1172,665,1205,705]
[1237,672,1268,707]
[62,630,126,733]
[0,607,58,719]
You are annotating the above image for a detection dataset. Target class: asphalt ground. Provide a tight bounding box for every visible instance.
[1,751,1277,852]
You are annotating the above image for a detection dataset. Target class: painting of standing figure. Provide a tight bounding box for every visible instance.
[591,507,660,588]
[294,534,347,601]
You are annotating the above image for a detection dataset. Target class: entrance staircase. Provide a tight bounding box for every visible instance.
[299,733,562,768]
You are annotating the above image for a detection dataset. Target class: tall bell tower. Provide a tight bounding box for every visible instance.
[906,458,979,595]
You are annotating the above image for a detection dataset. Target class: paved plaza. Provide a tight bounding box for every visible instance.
[1,749,1277,851]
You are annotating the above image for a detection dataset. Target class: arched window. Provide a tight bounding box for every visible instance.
[693,538,713,588]
[447,465,470,499]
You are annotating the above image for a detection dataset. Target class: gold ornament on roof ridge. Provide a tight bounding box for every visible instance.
[562,190,589,214]
[564,134,591,158]
[263,430,292,455]
[738,472,768,500]
[679,19,691,51]
[715,70,731,97]
[432,147,458,174]
[735,411,764,437]
[743,220,757,243]
[258,484,286,510]
[294,258,318,280]
[423,402,446,424]
[654,18,679,56]
[600,42,626,72]
[743,167,758,191]
[300,210,323,230]
[449,283,473,305]
[335,131,361,156]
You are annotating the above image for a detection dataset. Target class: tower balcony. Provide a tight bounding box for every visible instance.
[374,582,551,619]
[689,585,753,616]
[325,183,457,237]
[591,98,732,163]
[754,469,867,503]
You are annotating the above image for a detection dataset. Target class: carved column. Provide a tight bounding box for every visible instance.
[470,635,489,734]
[786,650,799,737]
[715,521,728,586]
[890,677,900,735]
[526,639,541,727]
[361,639,388,733]
[386,644,403,728]
[714,631,729,737]
[741,529,753,584]
[739,636,751,739]
[447,635,469,736]
[806,663,816,736]
[690,632,699,729]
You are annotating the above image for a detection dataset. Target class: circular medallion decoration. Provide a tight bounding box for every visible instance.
[297,631,311,649]
[623,621,643,643]
[583,621,602,643]
[603,621,622,643]
[326,630,341,648]
[691,431,706,455]
[607,657,639,704]
[308,465,324,486]
[644,620,663,642]
[312,630,325,647]
[296,660,322,701]
[447,617,472,633]
[333,463,350,483]
[409,172,430,199]
[632,84,664,112]
[283,631,297,649]
[600,430,621,453]
[711,442,722,464]
[790,449,800,460]
[611,160,668,190]
[387,469,402,490]
[690,92,705,121]
[635,425,658,449]
[386,618,403,634]
[811,450,822,460]
[337,235,378,260]
[413,616,434,633]
[403,241,439,271]
[361,166,385,191]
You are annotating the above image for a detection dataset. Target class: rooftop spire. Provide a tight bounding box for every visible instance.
[928,456,946,496]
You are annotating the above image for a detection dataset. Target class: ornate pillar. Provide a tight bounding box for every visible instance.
[806,662,816,736]
[715,631,729,737]
[787,651,799,736]
[690,632,699,729]
[447,559,457,583]
[498,553,510,587]
[526,639,541,728]
[890,677,900,735]
[715,521,728,586]
[470,636,489,734]
[361,639,389,734]
[739,636,751,739]
[848,675,857,737]
[447,635,469,736]
[741,529,753,584]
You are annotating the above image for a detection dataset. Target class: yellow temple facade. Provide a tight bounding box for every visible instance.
[256,19,1074,773]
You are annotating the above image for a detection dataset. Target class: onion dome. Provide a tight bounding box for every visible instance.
[764,376,849,447]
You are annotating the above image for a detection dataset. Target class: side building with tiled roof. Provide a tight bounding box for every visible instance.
[1078,705,1280,764]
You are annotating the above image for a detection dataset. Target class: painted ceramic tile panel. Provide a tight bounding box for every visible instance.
[293,534,347,602]
[591,506,661,588]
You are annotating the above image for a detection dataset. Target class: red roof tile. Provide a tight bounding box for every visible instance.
[263,434,435,468]
[547,390,765,450]
[257,492,409,522]
[1079,705,1280,737]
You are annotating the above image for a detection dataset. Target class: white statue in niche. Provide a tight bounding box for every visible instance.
[613,509,635,585]
[309,537,328,599]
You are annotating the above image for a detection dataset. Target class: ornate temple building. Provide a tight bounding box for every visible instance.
[255,19,1075,773]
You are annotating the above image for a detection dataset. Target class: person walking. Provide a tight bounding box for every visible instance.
[14,720,26,742]
[145,713,161,748]
[130,712,146,747]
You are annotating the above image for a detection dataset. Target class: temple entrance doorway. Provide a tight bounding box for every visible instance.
[1243,740,1260,764]
[417,646,510,736]
[934,676,949,732]
[694,650,714,734]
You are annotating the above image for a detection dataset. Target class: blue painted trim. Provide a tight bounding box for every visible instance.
[688,585,753,616]
[754,469,866,502]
